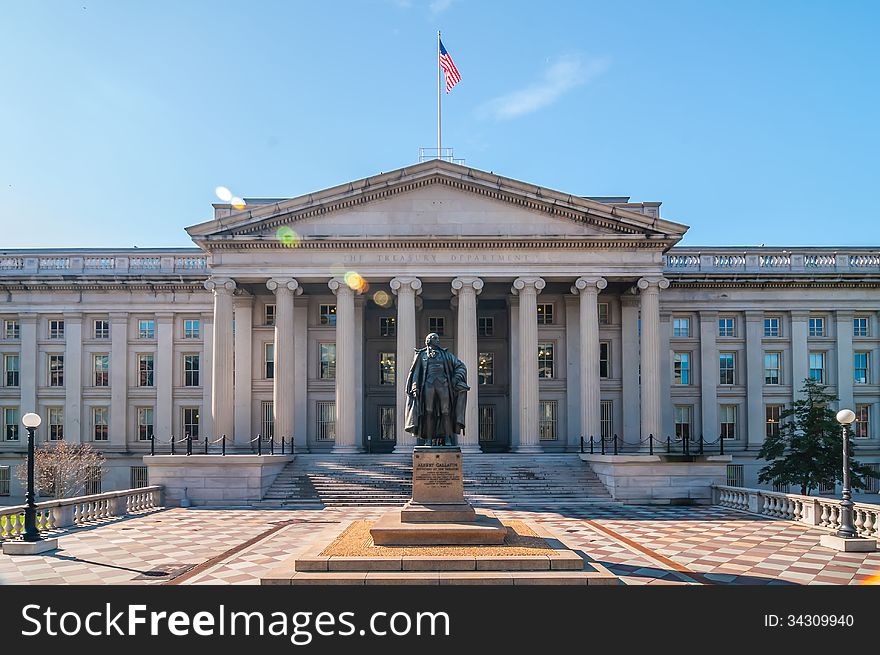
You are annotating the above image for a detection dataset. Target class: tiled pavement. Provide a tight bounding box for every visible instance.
[2,504,880,585]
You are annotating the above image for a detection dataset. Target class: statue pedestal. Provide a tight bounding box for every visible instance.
[370,446,507,546]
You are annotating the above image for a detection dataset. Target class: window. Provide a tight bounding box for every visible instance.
[863,464,880,493]
[854,317,869,337]
[264,304,276,326]
[478,405,495,442]
[764,317,780,337]
[137,407,154,441]
[94,319,110,339]
[85,466,102,495]
[261,400,274,439]
[319,304,336,326]
[536,304,553,325]
[183,354,200,387]
[49,355,64,387]
[720,405,737,440]
[673,352,690,385]
[538,342,554,379]
[773,482,791,493]
[600,400,613,440]
[93,407,108,441]
[264,343,274,379]
[809,317,825,337]
[674,405,692,441]
[599,342,610,379]
[719,352,736,385]
[379,352,396,385]
[49,319,64,339]
[538,400,558,440]
[718,317,735,337]
[854,352,870,384]
[130,466,149,489]
[598,303,610,326]
[183,319,200,339]
[766,404,782,439]
[319,343,336,379]
[138,354,154,387]
[809,352,825,383]
[316,401,336,441]
[93,355,109,387]
[855,404,871,439]
[4,408,18,441]
[380,317,396,337]
[4,319,19,340]
[478,352,494,385]
[478,316,494,337]
[49,407,64,441]
[379,406,395,440]
[4,354,19,387]
[138,319,155,339]
[727,464,745,488]
[183,407,200,440]
[672,317,690,337]
[428,316,446,336]
[764,352,781,385]
[0,466,9,496]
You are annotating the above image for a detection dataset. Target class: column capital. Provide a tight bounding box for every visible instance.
[328,277,359,296]
[636,276,670,292]
[204,277,236,294]
[390,277,422,295]
[571,276,607,295]
[266,277,302,294]
[451,276,483,296]
[511,276,545,295]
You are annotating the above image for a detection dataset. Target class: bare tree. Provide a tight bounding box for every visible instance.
[16,441,106,499]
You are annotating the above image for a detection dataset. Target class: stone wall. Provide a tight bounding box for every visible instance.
[143,454,293,506]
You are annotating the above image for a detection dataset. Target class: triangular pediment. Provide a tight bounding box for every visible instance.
[186,160,688,248]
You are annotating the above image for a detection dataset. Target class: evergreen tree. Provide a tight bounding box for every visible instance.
[757,378,877,495]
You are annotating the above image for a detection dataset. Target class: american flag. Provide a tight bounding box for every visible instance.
[439,39,461,93]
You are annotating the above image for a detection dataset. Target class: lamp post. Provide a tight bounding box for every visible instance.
[835,408,858,539]
[21,412,42,543]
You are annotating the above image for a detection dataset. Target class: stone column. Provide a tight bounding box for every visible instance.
[64,313,83,442]
[573,277,607,443]
[109,312,128,447]
[391,277,421,453]
[620,294,640,441]
[637,277,669,441]
[233,295,254,447]
[18,314,37,417]
[156,312,174,441]
[699,311,718,442]
[745,310,764,449]
[293,295,309,452]
[267,278,301,446]
[512,276,545,453]
[791,311,809,400]
[205,277,236,443]
[201,311,214,441]
[836,310,854,412]
[329,277,359,453]
[452,276,483,453]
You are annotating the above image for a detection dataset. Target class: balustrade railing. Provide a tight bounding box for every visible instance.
[713,485,880,538]
[0,486,163,541]
[0,252,209,276]
[664,250,880,275]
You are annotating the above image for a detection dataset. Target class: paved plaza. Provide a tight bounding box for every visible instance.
[2,504,879,586]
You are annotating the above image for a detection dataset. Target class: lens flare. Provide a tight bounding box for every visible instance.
[344,271,369,293]
[372,290,391,307]
[859,574,880,585]
[215,186,233,202]
[231,196,247,210]
[276,226,300,247]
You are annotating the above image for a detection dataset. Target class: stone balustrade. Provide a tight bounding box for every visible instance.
[0,250,209,277]
[0,486,162,540]
[713,485,880,538]
[664,249,880,275]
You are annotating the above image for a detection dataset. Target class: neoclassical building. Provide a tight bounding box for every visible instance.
[1,160,878,498]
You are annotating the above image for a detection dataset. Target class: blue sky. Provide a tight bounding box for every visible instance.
[1,0,878,248]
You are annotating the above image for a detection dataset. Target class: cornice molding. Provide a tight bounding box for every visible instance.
[204,238,674,251]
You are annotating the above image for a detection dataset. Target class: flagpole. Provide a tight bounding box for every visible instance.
[437,30,442,160]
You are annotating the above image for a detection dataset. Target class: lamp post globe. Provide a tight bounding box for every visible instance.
[21,412,42,543]
[835,408,858,539]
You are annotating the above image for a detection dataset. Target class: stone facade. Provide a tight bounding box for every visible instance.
[1,160,879,501]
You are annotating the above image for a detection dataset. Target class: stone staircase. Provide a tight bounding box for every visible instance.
[258,453,612,508]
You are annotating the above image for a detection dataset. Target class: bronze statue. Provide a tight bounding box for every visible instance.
[404,333,469,446]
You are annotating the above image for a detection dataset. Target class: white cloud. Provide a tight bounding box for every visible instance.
[429,0,455,14]
[479,55,610,120]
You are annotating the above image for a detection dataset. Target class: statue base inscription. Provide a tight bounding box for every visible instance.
[370,446,507,546]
